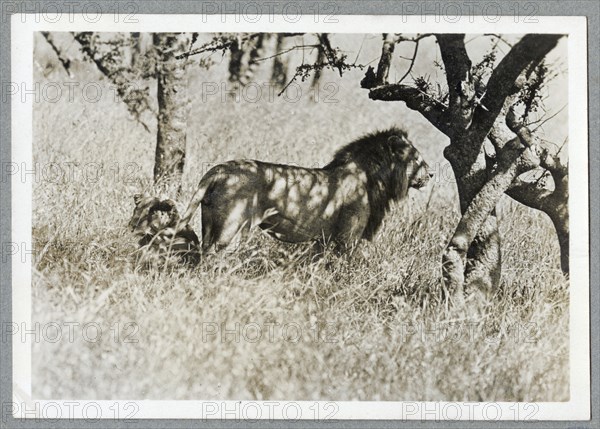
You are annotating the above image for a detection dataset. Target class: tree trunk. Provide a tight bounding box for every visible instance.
[242,34,265,86]
[311,41,326,90]
[271,34,288,89]
[442,110,545,295]
[153,33,191,196]
[550,210,569,274]
[443,143,502,295]
[228,37,244,84]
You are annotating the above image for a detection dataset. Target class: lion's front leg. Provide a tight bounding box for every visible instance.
[330,204,369,254]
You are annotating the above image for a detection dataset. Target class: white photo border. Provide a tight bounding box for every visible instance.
[10,12,590,422]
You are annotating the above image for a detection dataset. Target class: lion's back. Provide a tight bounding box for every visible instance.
[200,160,266,193]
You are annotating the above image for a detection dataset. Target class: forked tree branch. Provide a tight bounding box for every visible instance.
[317,33,344,77]
[540,150,568,182]
[397,38,421,84]
[365,33,434,88]
[504,152,569,274]
[505,104,537,148]
[443,127,545,290]
[505,176,553,212]
[469,34,563,141]
[505,146,568,208]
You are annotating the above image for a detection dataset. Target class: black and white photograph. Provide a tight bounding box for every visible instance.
[7,10,592,422]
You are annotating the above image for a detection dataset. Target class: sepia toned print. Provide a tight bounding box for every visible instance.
[9,12,590,422]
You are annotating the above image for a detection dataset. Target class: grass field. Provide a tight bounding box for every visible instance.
[31,33,569,401]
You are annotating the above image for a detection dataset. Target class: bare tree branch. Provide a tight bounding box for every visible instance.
[71,32,153,133]
[397,38,421,84]
[255,44,319,62]
[529,103,567,131]
[375,33,396,86]
[72,32,112,79]
[40,32,73,78]
[276,35,364,96]
[368,84,448,134]
[436,34,474,127]
[317,33,344,77]
[363,33,435,88]
[177,32,304,59]
[483,33,514,48]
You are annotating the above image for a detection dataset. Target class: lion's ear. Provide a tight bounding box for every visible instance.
[388,135,413,160]
[133,194,143,205]
[398,145,413,160]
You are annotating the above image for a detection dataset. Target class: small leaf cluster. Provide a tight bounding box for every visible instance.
[517,62,548,121]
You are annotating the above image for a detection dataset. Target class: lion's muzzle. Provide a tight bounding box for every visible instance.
[408,157,433,189]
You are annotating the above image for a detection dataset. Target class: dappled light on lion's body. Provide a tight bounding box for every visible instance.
[180,128,432,253]
[203,161,370,245]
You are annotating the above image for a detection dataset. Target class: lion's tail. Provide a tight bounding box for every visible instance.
[176,175,213,233]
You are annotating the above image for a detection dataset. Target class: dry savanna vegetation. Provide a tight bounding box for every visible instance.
[32,33,568,401]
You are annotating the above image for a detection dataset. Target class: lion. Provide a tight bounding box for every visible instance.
[175,127,432,253]
[129,195,201,265]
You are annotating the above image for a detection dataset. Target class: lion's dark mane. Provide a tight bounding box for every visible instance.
[324,127,413,240]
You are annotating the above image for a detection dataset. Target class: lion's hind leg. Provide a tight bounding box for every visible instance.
[200,201,253,254]
[200,208,216,253]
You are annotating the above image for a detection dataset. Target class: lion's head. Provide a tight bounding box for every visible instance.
[326,127,432,239]
[129,194,200,265]
[129,194,180,236]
